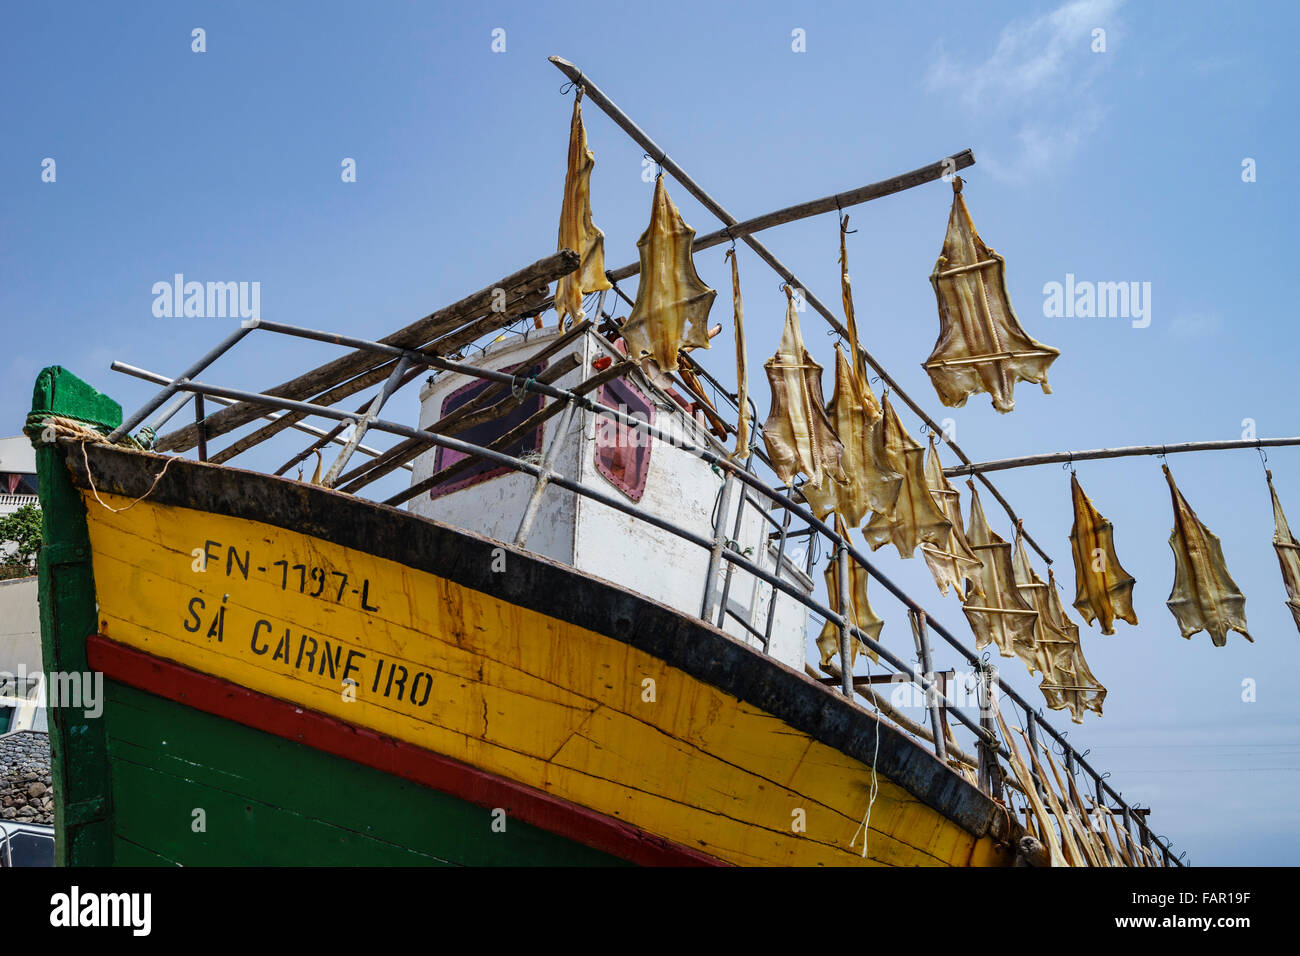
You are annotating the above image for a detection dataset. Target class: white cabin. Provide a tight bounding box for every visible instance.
[406,327,813,672]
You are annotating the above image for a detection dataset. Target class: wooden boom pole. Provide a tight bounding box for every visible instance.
[944,436,1300,477]
[548,55,1057,565]
[603,150,976,283]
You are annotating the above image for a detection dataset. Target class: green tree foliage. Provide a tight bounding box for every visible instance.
[0,503,42,578]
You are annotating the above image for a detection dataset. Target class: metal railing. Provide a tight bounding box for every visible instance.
[0,494,39,510]
[103,317,1184,866]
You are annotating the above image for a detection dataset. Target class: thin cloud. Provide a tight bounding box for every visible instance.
[927,0,1122,181]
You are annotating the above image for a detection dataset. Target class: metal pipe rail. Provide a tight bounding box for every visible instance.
[109,320,1183,865]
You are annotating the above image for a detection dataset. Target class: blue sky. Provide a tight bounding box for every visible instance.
[3,1,1298,865]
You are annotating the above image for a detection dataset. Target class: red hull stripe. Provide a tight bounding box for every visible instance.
[87,635,726,867]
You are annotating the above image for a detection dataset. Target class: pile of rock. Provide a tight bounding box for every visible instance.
[0,731,54,825]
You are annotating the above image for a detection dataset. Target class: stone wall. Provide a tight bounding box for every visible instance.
[0,731,53,824]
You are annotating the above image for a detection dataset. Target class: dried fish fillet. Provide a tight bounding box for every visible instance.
[840,214,869,387]
[924,178,1059,413]
[1005,529,1053,675]
[862,394,951,558]
[621,176,716,373]
[920,437,982,597]
[761,286,845,488]
[1033,571,1105,723]
[1163,465,1252,647]
[802,345,901,524]
[725,249,750,459]
[554,91,611,328]
[1068,473,1138,635]
[817,516,883,667]
[793,214,900,514]
[961,485,1038,659]
[1266,471,1300,632]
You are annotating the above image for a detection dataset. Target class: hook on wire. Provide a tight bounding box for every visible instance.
[642,151,666,180]
[559,71,586,96]
[837,203,857,236]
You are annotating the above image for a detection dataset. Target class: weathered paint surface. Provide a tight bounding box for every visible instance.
[79,482,1007,866]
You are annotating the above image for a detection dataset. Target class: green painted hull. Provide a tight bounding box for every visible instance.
[103,681,623,866]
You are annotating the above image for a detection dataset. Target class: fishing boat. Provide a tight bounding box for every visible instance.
[27,57,1180,868]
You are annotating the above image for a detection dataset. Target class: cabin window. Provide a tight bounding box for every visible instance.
[428,362,546,500]
[594,377,654,502]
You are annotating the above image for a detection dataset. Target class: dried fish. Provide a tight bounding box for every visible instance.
[920,437,982,597]
[862,394,950,558]
[1035,571,1106,723]
[816,515,883,667]
[1068,473,1138,635]
[961,485,1038,659]
[1163,464,1252,647]
[1002,528,1053,675]
[621,176,716,373]
[840,214,869,386]
[725,248,750,459]
[802,345,901,524]
[924,178,1059,413]
[1266,470,1300,632]
[554,90,611,328]
[761,286,845,488]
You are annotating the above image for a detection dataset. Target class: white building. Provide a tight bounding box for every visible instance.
[0,437,43,734]
[0,436,39,518]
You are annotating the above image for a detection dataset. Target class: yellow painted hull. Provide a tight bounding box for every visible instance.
[78,482,1008,867]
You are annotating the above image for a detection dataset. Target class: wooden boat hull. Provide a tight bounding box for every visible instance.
[33,370,1013,867]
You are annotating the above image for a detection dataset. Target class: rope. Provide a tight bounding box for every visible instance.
[81,440,174,514]
[850,649,882,859]
[30,415,175,514]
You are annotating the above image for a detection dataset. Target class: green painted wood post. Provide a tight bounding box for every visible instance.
[29,366,122,865]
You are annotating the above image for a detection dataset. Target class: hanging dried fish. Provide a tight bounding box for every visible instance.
[554,90,612,328]
[923,178,1059,413]
[862,394,950,558]
[816,515,883,668]
[802,345,901,524]
[1036,570,1107,723]
[840,214,869,386]
[1163,465,1252,647]
[920,437,982,597]
[802,222,902,521]
[761,286,845,488]
[725,248,750,459]
[621,176,716,373]
[1266,470,1300,632]
[961,485,1038,659]
[1011,527,1061,676]
[1068,472,1138,635]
